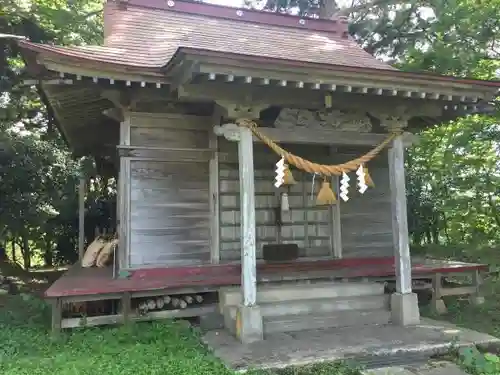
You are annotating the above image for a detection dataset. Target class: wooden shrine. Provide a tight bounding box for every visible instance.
[17,0,499,342]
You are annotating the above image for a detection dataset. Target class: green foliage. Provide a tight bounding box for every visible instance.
[407,110,500,246]
[254,0,500,252]
[458,347,500,375]
[256,0,500,73]
[0,294,360,375]
[0,0,106,267]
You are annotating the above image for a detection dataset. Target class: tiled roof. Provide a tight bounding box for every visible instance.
[19,0,396,71]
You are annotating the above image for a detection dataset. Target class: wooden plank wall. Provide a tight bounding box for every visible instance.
[127,113,212,268]
[218,140,393,261]
[122,110,393,268]
[219,141,333,262]
[340,158,394,258]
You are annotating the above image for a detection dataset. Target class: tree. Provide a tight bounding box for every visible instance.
[253,0,499,74]
[0,0,104,267]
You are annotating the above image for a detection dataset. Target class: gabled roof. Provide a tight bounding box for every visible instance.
[14,0,500,158]
[19,0,395,71]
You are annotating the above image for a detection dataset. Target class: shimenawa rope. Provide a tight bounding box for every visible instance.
[235,118,398,177]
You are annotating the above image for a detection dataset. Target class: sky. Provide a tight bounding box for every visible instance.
[205,0,437,20]
[208,0,243,6]
[207,0,351,7]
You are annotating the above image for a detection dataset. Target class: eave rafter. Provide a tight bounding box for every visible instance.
[192,70,491,114]
[172,54,499,115]
[24,70,169,90]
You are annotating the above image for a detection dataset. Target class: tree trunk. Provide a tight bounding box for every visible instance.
[11,237,16,263]
[44,237,53,268]
[21,235,31,270]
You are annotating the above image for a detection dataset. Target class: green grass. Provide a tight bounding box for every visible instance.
[0,294,360,375]
[5,243,500,375]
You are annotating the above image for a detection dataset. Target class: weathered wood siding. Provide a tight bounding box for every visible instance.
[126,113,212,268]
[218,141,393,261]
[218,141,333,262]
[340,154,393,258]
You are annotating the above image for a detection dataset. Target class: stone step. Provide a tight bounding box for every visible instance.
[219,281,385,310]
[263,309,391,334]
[226,295,390,321]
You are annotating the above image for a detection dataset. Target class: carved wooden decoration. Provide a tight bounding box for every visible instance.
[274,108,372,132]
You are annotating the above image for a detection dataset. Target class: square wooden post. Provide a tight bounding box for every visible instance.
[51,297,62,335]
[238,126,258,307]
[388,134,420,325]
[236,126,263,343]
[214,122,263,343]
[78,176,86,261]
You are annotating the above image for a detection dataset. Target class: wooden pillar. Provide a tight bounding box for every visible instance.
[238,126,257,307]
[327,147,342,258]
[209,109,222,264]
[51,298,62,335]
[78,176,86,261]
[330,176,342,259]
[117,116,131,271]
[214,121,263,343]
[388,135,412,294]
[388,134,420,325]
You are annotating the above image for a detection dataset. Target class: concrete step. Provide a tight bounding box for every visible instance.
[219,281,385,310]
[225,295,390,320]
[263,309,391,334]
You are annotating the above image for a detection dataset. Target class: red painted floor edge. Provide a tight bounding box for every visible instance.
[44,257,488,298]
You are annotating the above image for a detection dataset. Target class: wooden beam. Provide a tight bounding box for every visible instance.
[117,146,213,162]
[220,123,417,147]
[388,135,412,294]
[178,82,444,117]
[60,305,217,329]
[258,127,418,147]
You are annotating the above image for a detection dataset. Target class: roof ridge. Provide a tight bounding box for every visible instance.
[107,0,350,37]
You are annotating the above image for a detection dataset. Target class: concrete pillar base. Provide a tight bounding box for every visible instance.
[432,298,448,315]
[236,304,263,344]
[391,292,420,326]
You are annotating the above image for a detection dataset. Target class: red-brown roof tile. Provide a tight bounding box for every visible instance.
[20,0,396,71]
